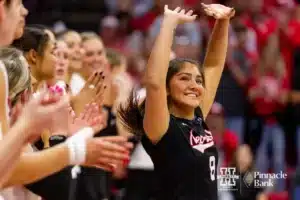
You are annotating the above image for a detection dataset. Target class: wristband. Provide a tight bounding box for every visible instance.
[66,127,94,165]
[49,135,67,147]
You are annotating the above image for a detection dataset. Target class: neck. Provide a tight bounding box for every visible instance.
[0,29,9,47]
[47,78,56,87]
[78,69,90,81]
[32,75,55,92]
[169,103,195,120]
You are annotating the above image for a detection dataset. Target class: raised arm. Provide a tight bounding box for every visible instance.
[143,6,196,143]
[200,4,235,119]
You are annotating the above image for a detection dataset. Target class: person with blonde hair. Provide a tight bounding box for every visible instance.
[248,33,287,192]
[0,47,133,200]
[0,0,75,186]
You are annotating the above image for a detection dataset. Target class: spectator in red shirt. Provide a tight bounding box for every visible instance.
[215,20,258,145]
[206,102,238,168]
[206,102,239,200]
[279,3,300,88]
[248,34,287,192]
[242,0,278,51]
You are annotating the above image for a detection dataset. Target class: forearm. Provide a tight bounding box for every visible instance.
[3,143,69,188]
[145,17,177,87]
[0,120,28,187]
[70,96,84,116]
[203,19,230,68]
[201,19,230,118]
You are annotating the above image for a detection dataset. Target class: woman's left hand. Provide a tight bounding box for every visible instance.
[201,3,235,20]
[68,102,106,135]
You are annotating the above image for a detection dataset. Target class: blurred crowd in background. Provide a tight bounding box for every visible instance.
[15,0,300,199]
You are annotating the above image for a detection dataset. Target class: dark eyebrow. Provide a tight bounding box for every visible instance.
[176,72,192,76]
[177,72,202,78]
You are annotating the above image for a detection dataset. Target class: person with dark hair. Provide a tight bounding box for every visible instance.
[0,46,133,189]
[0,0,71,187]
[12,27,56,89]
[118,3,235,200]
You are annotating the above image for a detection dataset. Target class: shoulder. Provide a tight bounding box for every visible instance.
[142,115,180,146]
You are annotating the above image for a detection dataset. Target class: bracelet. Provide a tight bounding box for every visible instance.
[66,127,94,165]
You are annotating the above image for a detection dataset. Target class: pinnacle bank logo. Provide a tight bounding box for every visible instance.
[243,171,287,189]
[217,167,240,191]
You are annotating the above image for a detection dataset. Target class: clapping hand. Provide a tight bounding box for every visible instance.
[72,71,106,115]
[18,90,69,143]
[85,136,133,171]
[69,102,106,135]
[201,3,235,20]
[164,5,197,24]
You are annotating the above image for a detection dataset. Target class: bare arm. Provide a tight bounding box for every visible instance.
[3,143,69,188]
[200,4,235,119]
[0,63,31,187]
[0,120,30,187]
[0,61,9,134]
[143,17,175,143]
[3,134,133,188]
[143,7,196,143]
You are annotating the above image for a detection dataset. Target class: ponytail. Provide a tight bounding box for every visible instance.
[117,90,145,138]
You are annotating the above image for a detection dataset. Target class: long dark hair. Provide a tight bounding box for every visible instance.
[118,58,205,137]
[12,27,50,56]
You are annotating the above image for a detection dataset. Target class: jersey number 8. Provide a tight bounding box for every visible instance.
[209,156,215,181]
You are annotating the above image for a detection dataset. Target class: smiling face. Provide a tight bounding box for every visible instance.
[82,38,107,76]
[63,31,84,70]
[55,40,69,80]
[168,61,205,110]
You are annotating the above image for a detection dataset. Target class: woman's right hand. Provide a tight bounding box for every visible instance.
[72,71,106,115]
[68,102,106,135]
[84,136,133,171]
[18,90,69,143]
[164,5,197,25]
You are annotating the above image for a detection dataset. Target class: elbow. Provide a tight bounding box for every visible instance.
[144,78,164,91]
